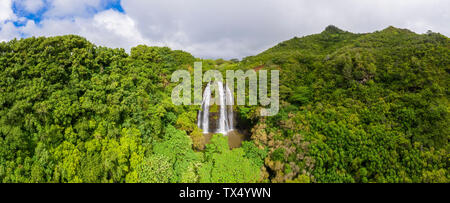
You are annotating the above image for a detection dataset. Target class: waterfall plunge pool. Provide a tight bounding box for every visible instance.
[196,81,250,148]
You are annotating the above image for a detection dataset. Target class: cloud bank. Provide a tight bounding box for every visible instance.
[0,0,449,59]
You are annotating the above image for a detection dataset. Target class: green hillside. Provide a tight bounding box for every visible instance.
[241,25,449,182]
[0,26,448,183]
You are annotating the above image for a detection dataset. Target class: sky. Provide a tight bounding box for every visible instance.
[0,0,449,59]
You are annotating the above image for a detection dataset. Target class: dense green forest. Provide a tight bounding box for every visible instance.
[0,26,448,183]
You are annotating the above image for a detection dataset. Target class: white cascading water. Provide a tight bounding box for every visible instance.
[197,83,212,133]
[225,84,234,130]
[197,81,234,135]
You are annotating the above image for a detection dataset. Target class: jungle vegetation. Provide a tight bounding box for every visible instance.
[0,25,448,183]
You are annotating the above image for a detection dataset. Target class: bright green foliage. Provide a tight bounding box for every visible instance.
[200,134,261,183]
[0,36,198,182]
[243,26,449,183]
[0,35,266,183]
[241,141,267,168]
[137,154,174,183]
[152,125,202,183]
[0,26,448,183]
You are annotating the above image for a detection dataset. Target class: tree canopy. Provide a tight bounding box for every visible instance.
[0,26,448,183]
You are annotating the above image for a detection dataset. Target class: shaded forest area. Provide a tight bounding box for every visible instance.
[0,26,448,182]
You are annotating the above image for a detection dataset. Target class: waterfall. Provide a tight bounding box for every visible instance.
[225,84,234,131]
[197,81,234,135]
[198,83,212,133]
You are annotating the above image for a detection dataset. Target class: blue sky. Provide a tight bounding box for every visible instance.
[1,0,449,59]
[11,0,124,25]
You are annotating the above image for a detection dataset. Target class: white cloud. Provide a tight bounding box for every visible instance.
[0,0,15,22]
[0,0,18,42]
[0,21,20,42]
[87,9,149,49]
[121,0,450,59]
[1,0,449,58]
[44,0,102,18]
[15,0,45,13]
[4,0,148,51]
[20,9,148,51]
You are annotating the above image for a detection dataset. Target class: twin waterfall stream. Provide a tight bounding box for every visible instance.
[197,81,235,135]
